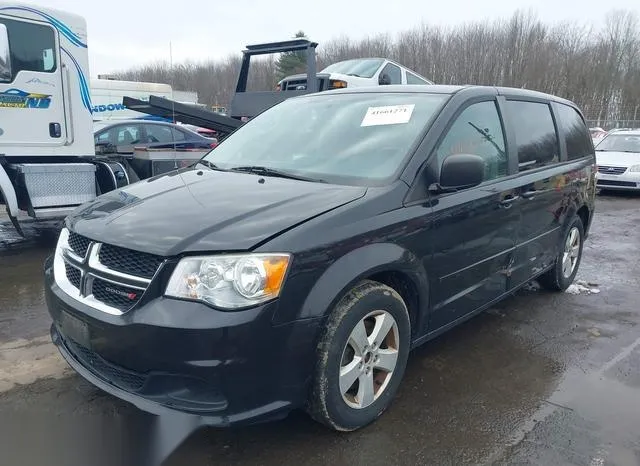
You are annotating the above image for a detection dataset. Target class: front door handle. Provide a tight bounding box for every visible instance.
[521,189,537,199]
[499,195,519,208]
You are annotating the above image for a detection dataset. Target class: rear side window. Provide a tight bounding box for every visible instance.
[555,104,593,160]
[506,101,560,171]
[171,128,187,141]
[0,17,56,81]
[144,124,174,143]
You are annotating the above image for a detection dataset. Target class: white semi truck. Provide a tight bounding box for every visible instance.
[0,3,102,234]
[0,3,220,235]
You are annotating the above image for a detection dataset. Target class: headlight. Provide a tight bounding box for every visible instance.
[165,253,291,309]
[628,165,640,172]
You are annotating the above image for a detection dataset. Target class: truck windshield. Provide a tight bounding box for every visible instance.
[201,92,449,185]
[321,58,385,78]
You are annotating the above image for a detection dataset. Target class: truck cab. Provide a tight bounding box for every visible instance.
[277,58,434,92]
[0,3,99,232]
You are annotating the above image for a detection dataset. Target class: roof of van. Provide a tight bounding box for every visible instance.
[313,84,577,106]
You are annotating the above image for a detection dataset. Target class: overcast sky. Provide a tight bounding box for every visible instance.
[26,0,640,77]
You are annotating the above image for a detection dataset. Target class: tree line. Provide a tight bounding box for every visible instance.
[115,9,640,125]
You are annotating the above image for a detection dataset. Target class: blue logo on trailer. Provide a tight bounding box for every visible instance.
[0,89,52,108]
[92,103,127,113]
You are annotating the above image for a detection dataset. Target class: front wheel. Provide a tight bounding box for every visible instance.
[307,280,411,431]
[538,215,585,291]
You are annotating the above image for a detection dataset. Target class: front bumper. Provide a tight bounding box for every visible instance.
[596,172,640,190]
[44,256,322,426]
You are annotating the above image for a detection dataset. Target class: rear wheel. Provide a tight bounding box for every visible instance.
[538,215,584,291]
[308,280,411,431]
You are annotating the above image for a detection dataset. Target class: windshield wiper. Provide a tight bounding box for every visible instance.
[229,165,325,183]
[196,160,227,171]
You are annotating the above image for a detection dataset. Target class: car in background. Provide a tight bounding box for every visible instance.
[595,129,640,191]
[93,120,218,155]
[590,127,607,145]
[277,57,434,92]
[179,123,219,142]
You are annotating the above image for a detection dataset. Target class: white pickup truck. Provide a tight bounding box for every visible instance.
[277,57,434,92]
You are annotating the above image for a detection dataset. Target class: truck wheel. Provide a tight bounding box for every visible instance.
[308,280,411,431]
[538,215,584,291]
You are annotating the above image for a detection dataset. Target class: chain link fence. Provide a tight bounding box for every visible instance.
[585,120,640,131]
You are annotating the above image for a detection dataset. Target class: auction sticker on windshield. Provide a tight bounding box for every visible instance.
[361,104,415,127]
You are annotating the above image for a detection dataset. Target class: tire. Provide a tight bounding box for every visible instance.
[307,279,411,431]
[538,215,585,291]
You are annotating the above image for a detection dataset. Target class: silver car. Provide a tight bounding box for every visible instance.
[595,129,640,191]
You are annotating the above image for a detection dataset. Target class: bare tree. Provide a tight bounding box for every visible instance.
[114,9,640,123]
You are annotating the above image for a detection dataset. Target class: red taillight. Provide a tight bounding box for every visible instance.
[210,142,218,148]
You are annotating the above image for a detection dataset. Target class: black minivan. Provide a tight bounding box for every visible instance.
[44,84,597,432]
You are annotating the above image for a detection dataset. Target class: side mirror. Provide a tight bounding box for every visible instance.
[437,153,485,191]
[0,24,12,83]
[378,73,391,85]
[95,141,115,154]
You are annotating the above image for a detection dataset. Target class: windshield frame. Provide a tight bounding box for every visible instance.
[595,133,640,153]
[199,91,452,187]
[320,58,386,78]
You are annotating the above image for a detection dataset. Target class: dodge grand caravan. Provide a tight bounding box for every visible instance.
[45,85,597,432]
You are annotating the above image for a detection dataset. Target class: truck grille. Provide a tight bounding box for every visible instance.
[281,77,328,91]
[598,165,627,175]
[54,228,165,315]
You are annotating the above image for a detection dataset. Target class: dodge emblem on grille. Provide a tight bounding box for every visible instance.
[105,286,137,300]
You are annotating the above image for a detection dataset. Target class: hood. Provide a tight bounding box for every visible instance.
[67,168,367,256]
[596,151,640,168]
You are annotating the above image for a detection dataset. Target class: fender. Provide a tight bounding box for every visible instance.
[294,242,430,332]
[0,164,22,236]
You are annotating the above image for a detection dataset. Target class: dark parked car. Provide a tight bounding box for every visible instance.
[46,85,596,433]
[93,119,218,155]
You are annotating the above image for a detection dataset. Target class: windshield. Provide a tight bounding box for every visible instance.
[321,58,385,78]
[200,92,448,185]
[596,134,640,152]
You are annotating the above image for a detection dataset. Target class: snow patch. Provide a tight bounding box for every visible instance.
[565,280,601,295]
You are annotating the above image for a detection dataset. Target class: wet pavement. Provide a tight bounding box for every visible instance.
[1,193,639,466]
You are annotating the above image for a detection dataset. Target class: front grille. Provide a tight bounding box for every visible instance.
[282,77,328,91]
[68,231,91,257]
[98,244,164,279]
[597,179,637,187]
[91,278,142,311]
[598,165,627,175]
[59,229,166,314]
[62,336,146,392]
[65,263,81,289]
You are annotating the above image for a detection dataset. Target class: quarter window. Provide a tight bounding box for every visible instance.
[407,72,429,85]
[0,17,56,81]
[506,101,560,170]
[555,104,593,160]
[436,101,508,182]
